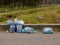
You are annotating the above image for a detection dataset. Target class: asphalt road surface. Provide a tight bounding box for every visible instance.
[0,32,60,45]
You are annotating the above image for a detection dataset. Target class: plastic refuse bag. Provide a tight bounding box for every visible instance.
[9,25,15,33]
[14,18,18,24]
[18,20,24,25]
[16,24,23,33]
[42,27,53,34]
[14,19,24,25]
[22,27,35,33]
[8,20,13,25]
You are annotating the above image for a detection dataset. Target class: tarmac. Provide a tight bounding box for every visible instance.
[0,31,60,45]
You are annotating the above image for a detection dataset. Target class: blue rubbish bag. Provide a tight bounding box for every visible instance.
[22,27,35,33]
[8,20,13,26]
[42,27,53,34]
[16,24,23,33]
[9,25,15,33]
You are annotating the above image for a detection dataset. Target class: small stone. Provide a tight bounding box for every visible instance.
[6,30,9,32]
[36,16,44,20]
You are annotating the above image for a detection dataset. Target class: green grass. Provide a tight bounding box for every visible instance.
[0,4,60,24]
[0,16,7,22]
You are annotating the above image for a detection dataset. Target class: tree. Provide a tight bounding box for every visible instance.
[0,0,57,7]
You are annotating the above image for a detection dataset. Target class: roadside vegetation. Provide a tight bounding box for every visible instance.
[0,4,60,24]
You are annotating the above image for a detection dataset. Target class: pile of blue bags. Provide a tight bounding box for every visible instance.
[8,19,35,33]
[8,19,54,34]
